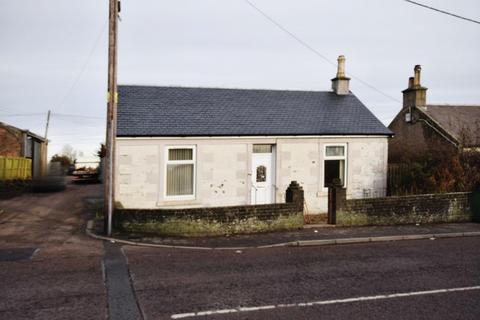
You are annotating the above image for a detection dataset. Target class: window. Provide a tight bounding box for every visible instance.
[165,146,195,199]
[324,144,347,187]
[256,165,266,182]
[253,144,273,153]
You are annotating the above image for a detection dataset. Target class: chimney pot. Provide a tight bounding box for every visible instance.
[414,65,421,87]
[408,77,414,88]
[336,55,346,78]
[331,55,350,95]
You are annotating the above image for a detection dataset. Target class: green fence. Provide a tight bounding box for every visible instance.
[0,156,32,180]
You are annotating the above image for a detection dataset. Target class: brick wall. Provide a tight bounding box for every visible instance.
[114,181,304,236]
[335,189,473,226]
[0,126,23,157]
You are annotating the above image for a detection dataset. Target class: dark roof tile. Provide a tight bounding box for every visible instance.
[420,105,480,147]
[117,85,392,137]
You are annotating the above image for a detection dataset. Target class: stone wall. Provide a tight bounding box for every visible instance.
[114,181,304,237]
[335,189,473,226]
[388,106,456,162]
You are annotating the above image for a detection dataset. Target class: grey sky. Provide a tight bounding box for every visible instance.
[1,0,479,159]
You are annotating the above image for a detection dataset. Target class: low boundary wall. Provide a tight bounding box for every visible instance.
[335,190,473,226]
[114,181,304,237]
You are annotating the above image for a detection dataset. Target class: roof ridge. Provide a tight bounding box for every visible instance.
[117,84,337,94]
[425,104,480,107]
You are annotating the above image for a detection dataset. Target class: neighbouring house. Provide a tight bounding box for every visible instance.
[115,56,392,214]
[389,65,480,161]
[0,121,47,178]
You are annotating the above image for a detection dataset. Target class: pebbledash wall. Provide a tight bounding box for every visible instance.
[335,190,473,226]
[114,181,305,236]
[115,136,388,214]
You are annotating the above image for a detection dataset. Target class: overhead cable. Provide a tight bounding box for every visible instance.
[404,0,480,25]
[243,0,400,103]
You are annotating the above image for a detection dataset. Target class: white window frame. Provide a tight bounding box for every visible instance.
[164,145,196,201]
[323,143,348,189]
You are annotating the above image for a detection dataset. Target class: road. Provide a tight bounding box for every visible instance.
[125,238,480,319]
[1,182,480,319]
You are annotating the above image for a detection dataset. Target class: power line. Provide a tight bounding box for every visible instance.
[0,110,103,120]
[0,113,46,117]
[55,19,109,111]
[242,0,400,103]
[404,0,480,25]
[53,112,104,120]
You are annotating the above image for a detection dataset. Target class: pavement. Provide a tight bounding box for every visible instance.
[92,221,480,249]
[103,241,143,320]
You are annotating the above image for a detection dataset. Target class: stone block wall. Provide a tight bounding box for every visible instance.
[335,189,473,226]
[114,181,304,237]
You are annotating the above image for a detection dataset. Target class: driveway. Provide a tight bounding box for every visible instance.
[0,180,106,320]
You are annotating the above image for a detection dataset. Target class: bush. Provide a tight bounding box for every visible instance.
[389,150,480,195]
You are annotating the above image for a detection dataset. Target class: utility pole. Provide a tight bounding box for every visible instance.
[104,0,119,235]
[41,109,51,176]
[44,110,51,141]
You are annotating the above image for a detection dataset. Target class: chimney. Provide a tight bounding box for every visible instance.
[331,55,350,95]
[402,64,427,109]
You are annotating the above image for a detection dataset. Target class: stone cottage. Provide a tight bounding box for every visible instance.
[389,65,480,161]
[115,56,392,214]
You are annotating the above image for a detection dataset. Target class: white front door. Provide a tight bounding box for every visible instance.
[251,145,275,204]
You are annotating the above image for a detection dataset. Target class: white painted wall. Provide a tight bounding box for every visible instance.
[115,136,388,213]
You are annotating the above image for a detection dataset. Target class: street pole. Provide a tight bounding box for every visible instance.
[44,110,51,141]
[42,109,51,176]
[104,0,119,236]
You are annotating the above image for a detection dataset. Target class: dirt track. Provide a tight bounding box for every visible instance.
[0,180,106,320]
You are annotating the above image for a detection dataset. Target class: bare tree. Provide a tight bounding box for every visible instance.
[60,144,77,164]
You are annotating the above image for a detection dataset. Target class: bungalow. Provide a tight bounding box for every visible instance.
[389,65,480,161]
[115,56,392,214]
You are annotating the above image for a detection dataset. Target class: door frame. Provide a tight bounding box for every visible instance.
[250,144,276,205]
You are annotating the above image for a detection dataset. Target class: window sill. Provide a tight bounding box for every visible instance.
[156,197,199,207]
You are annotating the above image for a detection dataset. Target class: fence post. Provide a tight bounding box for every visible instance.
[327,178,344,225]
[473,185,480,223]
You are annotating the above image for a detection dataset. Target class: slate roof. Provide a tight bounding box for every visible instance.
[419,105,480,147]
[117,85,392,137]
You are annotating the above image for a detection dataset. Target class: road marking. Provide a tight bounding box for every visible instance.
[171,285,480,319]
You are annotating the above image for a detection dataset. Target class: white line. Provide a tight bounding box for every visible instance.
[171,285,480,319]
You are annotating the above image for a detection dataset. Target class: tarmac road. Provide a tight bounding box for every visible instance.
[124,237,480,319]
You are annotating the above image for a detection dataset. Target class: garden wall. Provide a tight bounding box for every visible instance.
[335,189,473,226]
[114,181,304,237]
